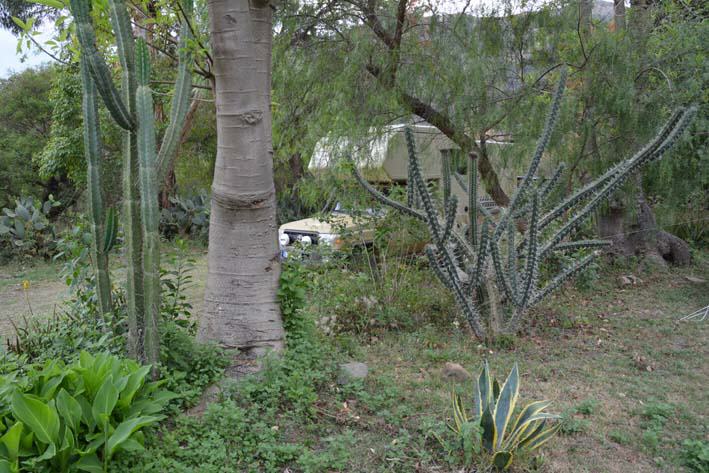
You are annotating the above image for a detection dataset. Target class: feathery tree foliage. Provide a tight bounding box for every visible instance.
[355,69,695,341]
[274,0,706,248]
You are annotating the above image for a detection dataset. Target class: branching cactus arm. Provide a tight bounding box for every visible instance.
[70,0,135,130]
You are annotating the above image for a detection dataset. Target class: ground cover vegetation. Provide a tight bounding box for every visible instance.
[0,0,705,471]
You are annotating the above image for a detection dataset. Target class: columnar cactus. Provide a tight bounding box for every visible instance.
[70,0,194,365]
[354,68,696,341]
[78,55,113,316]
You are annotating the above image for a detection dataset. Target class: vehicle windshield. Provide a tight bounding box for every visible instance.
[331,202,384,217]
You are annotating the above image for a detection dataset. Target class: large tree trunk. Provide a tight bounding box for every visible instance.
[199,0,284,357]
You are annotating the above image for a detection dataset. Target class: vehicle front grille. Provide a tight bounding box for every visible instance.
[284,231,320,245]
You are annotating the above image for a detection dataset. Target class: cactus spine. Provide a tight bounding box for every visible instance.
[79,55,112,316]
[71,0,195,365]
[354,68,695,341]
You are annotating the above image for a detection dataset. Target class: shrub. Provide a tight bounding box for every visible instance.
[159,322,227,411]
[308,258,456,335]
[0,195,61,261]
[8,241,227,413]
[682,439,709,473]
[440,362,561,470]
[0,351,174,472]
[159,194,210,241]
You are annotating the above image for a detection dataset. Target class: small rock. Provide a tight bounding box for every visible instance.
[618,275,633,286]
[337,362,368,385]
[618,275,643,286]
[684,275,706,284]
[442,362,472,381]
[186,384,222,417]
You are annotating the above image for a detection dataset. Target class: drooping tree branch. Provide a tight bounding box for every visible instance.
[361,0,511,206]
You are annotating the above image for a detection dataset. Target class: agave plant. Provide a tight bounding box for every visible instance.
[449,362,560,470]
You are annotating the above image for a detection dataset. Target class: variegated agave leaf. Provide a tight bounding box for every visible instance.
[492,364,520,449]
[492,451,513,470]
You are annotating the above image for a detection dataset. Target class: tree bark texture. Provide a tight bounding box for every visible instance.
[199,0,284,355]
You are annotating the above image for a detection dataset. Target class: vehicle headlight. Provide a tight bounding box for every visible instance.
[278,232,290,246]
[300,235,312,245]
[319,233,342,248]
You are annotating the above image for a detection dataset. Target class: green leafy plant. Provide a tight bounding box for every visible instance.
[159,194,210,241]
[0,196,61,260]
[446,362,561,470]
[160,240,197,333]
[0,351,174,472]
[681,439,709,473]
[278,260,309,334]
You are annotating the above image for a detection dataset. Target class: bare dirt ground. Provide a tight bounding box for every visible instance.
[0,250,209,343]
[0,262,68,343]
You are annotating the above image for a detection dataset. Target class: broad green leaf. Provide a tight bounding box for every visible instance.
[34,442,56,462]
[493,364,519,448]
[92,376,119,427]
[128,391,177,417]
[10,392,60,446]
[27,0,65,8]
[117,437,144,453]
[39,373,66,400]
[117,365,150,410]
[75,395,95,431]
[10,17,26,32]
[19,431,34,457]
[0,422,23,463]
[0,460,12,473]
[75,453,102,473]
[13,221,24,240]
[106,415,161,457]
[14,205,30,221]
[56,389,82,433]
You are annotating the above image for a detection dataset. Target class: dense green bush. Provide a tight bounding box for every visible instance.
[0,351,174,472]
[682,439,709,473]
[159,194,210,241]
[307,256,456,335]
[114,261,343,472]
[9,241,227,414]
[0,196,61,261]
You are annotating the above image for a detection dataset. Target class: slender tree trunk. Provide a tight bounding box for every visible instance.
[597,0,692,265]
[199,0,284,357]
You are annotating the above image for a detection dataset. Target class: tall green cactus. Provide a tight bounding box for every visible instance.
[79,55,112,316]
[135,39,161,368]
[354,68,696,341]
[70,0,195,366]
[106,0,145,360]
